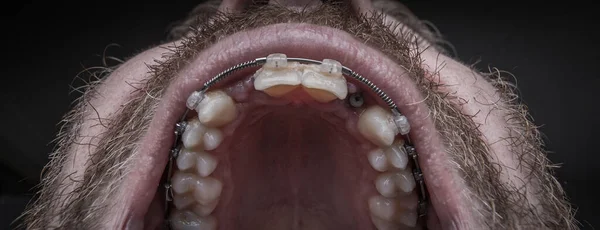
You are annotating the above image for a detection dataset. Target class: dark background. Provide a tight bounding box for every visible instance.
[3,1,598,229]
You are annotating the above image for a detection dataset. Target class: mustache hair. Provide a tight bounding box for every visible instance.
[19,1,575,229]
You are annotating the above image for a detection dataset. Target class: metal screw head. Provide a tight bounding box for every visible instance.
[348,93,364,108]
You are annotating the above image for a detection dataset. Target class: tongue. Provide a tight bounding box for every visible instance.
[213,107,375,230]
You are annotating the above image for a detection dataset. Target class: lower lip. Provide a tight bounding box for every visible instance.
[118,23,467,228]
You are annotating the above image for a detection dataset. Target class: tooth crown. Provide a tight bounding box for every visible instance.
[301,66,348,100]
[253,54,348,102]
[253,66,303,90]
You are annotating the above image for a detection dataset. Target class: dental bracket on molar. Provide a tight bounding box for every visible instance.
[163,54,430,222]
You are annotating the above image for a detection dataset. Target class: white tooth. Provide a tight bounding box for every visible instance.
[172,193,195,210]
[195,90,237,127]
[176,149,197,171]
[203,128,224,151]
[196,152,218,177]
[394,170,416,193]
[253,54,301,94]
[182,119,206,149]
[375,173,397,198]
[398,210,418,227]
[253,68,302,92]
[172,172,198,194]
[367,149,389,172]
[368,195,397,221]
[370,215,400,230]
[170,210,217,230]
[265,53,288,69]
[384,141,408,170]
[192,200,219,216]
[193,177,223,205]
[358,106,397,147]
[301,59,348,102]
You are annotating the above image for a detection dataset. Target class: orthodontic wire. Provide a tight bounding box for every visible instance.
[163,57,429,226]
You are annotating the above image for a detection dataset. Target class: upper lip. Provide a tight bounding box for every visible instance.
[119,23,468,228]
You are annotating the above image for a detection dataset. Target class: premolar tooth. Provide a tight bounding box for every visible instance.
[176,149,197,171]
[368,149,389,172]
[384,141,408,170]
[193,177,223,205]
[375,173,397,198]
[192,200,219,216]
[394,170,416,193]
[203,128,223,151]
[358,106,397,147]
[301,59,347,102]
[170,210,217,230]
[182,119,206,149]
[195,90,237,127]
[196,152,218,177]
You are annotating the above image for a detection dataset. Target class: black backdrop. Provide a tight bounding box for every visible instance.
[3,1,598,229]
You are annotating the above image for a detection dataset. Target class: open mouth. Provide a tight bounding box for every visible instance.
[167,54,424,230]
[122,23,462,230]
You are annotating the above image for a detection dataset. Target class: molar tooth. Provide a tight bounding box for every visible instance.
[170,210,217,230]
[172,172,198,194]
[172,193,195,209]
[367,149,389,172]
[203,128,223,151]
[394,170,416,193]
[176,149,197,171]
[398,210,418,227]
[384,141,408,170]
[358,106,397,147]
[196,152,218,177]
[370,215,400,230]
[301,59,347,102]
[193,177,223,205]
[195,90,237,127]
[368,195,397,221]
[182,119,207,149]
[192,200,219,216]
[375,173,397,198]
